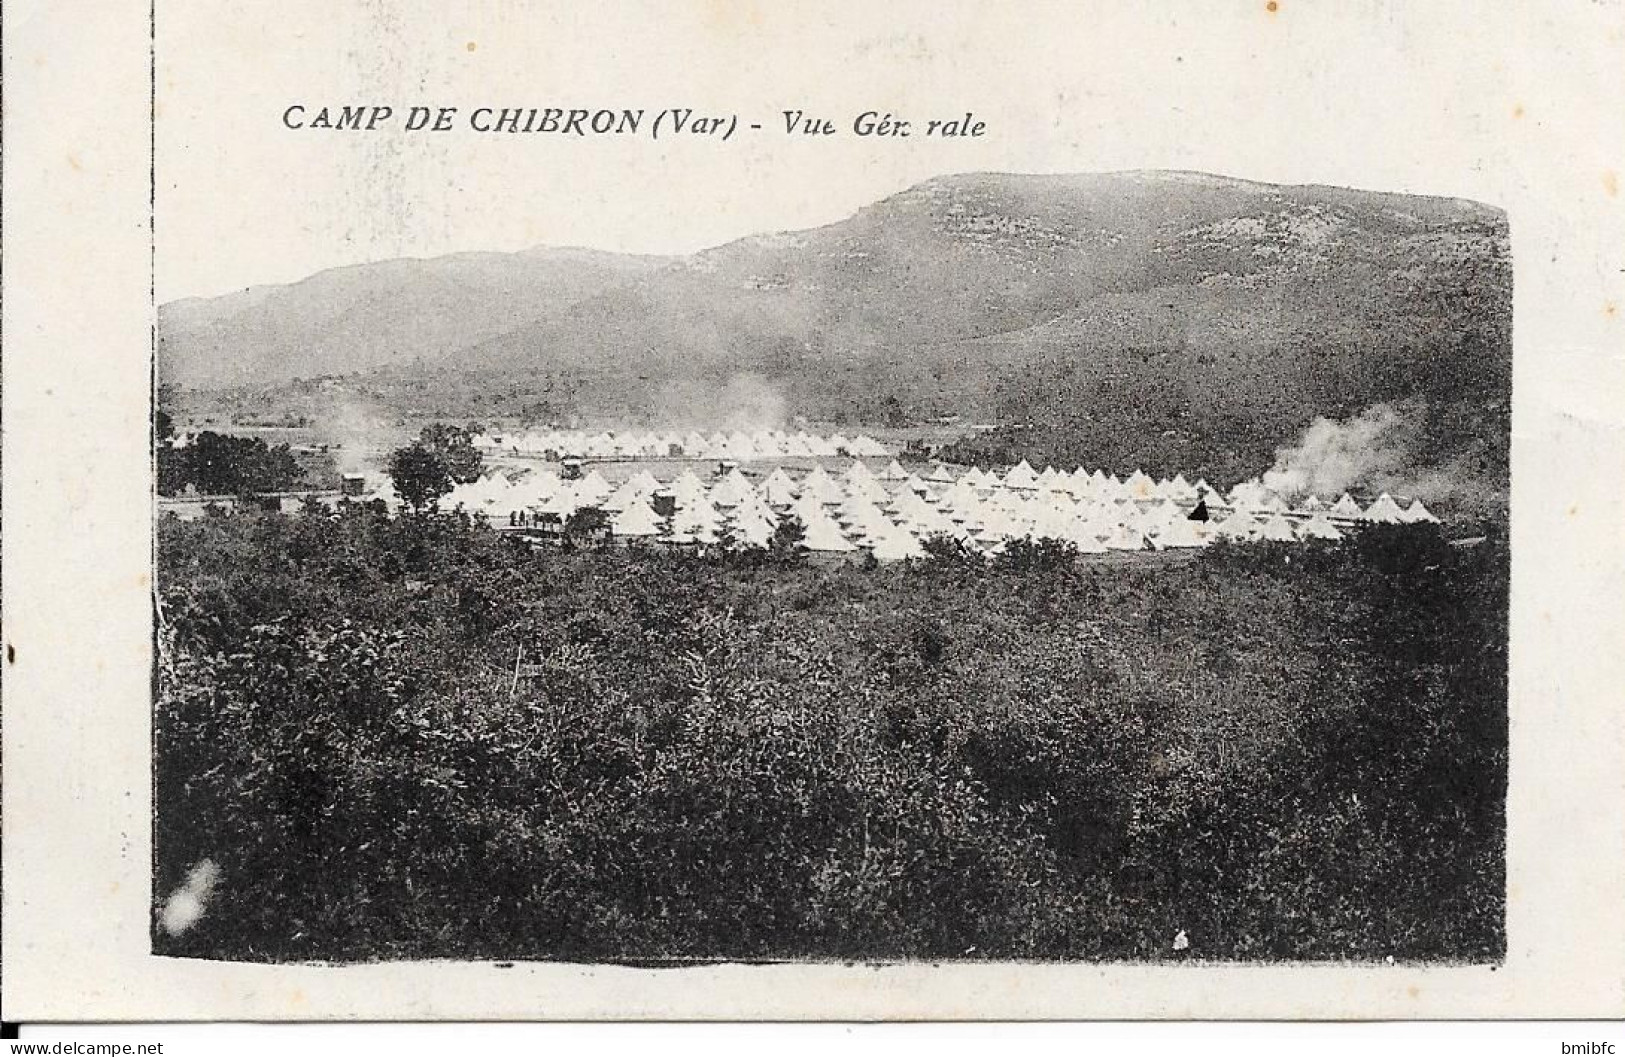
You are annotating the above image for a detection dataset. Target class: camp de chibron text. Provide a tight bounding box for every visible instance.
[281,105,988,140]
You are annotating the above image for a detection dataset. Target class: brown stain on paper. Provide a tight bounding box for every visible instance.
[1604,170,1619,198]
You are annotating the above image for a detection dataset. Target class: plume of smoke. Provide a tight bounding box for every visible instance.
[1261,402,1426,500]
[649,372,789,432]
[159,858,221,937]
[313,396,403,480]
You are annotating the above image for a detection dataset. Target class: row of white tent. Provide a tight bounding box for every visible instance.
[474,428,891,461]
[411,459,1438,561]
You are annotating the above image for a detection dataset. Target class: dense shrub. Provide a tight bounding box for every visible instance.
[154,507,1507,963]
[157,431,303,497]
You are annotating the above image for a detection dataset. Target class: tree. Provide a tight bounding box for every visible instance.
[563,505,610,544]
[769,514,806,562]
[919,532,982,569]
[418,423,484,485]
[994,536,1078,574]
[388,443,453,512]
[169,431,302,497]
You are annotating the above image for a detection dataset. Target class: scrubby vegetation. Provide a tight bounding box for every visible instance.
[155,506,1506,964]
[157,430,306,497]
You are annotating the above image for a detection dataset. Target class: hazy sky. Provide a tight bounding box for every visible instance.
[155,1,1609,303]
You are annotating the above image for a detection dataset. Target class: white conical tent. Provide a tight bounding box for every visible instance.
[1002,460,1040,490]
[1150,498,1185,526]
[505,469,559,510]
[762,468,798,505]
[1104,523,1146,551]
[877,459,909,482]
[1298,495,1325,514]
[1154,516,1210,549]
[789,492,827,525]
[1298,513,1345,540]
[800,514,857,553]
[851,475,891,503]
[1124,469,1157,500]
[1081,509,1118,545]
[730,512,775,548]
[600,479,647,512]
[1401,499,1440,524]
[926,463,956,484]
[1036,473,1072,499]
[1071,526,1109,554]
[890,488,936,522]
[945,494,986,532]
[734,493,778,526]
[611,500,662,538]
[1029,500,1077,542]
[800,465,844,504]
[575,469,613,505]
[849,435,888,457]
[947,477,983,508]
[487,481,532,521]
[1362,493,1406,523]
[1215,510,1261,540]
[1258,514,1297,542]
[711,469,757,507]
[973,504,1020,543]
[870,528,926,563]
[845,505,899,543]
[907,504,959,539]
[1329,493,1363,518]
[670,470,709,506]
[668,502,721,544]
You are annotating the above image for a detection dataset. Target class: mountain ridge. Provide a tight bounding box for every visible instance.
[159,171,1510,501]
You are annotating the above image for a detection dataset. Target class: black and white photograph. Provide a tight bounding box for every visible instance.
[6,0,1624,1032]
[153,133,1510,968]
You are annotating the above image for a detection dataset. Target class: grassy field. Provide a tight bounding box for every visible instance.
[154,505,1507,964]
